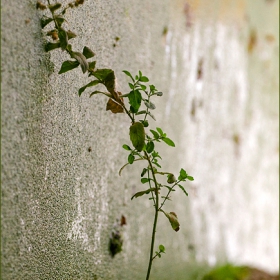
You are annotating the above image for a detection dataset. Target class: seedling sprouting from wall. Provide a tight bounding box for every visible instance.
[37,1,194,279]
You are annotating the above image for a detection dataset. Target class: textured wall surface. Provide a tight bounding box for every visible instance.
[1,0,279,279]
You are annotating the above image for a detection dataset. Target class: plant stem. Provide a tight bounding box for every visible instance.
[144,151,159,280]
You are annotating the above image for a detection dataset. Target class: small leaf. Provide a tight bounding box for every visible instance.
[128,154,135,164]
[187,175,194,181]
[92,69,112,81]
[129,122,145,152]
[106,98,124,114]
[122,144,131,151]
[58,28,68,50]
[49,3,61,12]
[150,130,160,140]
[162,211,180,232]
[40,17,53,28]
[178,184,188,197]
[131,188,156,200]
[156,127,164,136]
[159,245,165,252]
[123,70,135,82]
[146,141,154,153]
[135,110,147,115]
[128,90,142,113]
[67,30,77,39]
[58,60,79,74]
[89,91,103,97]
[139,76,149,82]
[156,92,163,96]
[55,16,65,27]
[178,168,188,181]
[162,137,175,147]
[45,42,60,52]
[144,101,156,110]
[78,80,101,96]
[140,120,149,127]
[140,84,147,90]
[88,61,96,71]
[149,85,156,91]
[71,52,89,73]
[167,174,176,184]
[141,168,148,177]
[147,112,156,120]
[83,46,95,59]
[141,178,151,184]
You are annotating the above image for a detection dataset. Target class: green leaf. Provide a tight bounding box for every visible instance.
[128,90,142,113]
[147,112,156,120]
[89,91,103,97]
[162,185,174,191]
[88,61,96,71]
[123,70,135,82]
[159,245,165,252]
[55,16,65,27]
[66,30,77,40]
[139,76,149,82]
[167,174,176,184]
[187,175,194,181]
[146,141,154,153]
[71,52,89,73]
[141,178,152,184]
[140,120,149,127]
[129,122,145,152]
[140,84,147,90]
[93,69,113,81]
[58,28,68,50]
[128,83,134,89]
[178,184,188,196]
[58,60,79,74]
[122,144,131,151]
[144,100,156,110]
[83,46,95,59]
[128,154,135,164]
[156,92,163,96]
[141,168,148,177]
[178,168,188,180]
[45,42,60,52]
[49,3,61,12]
[156,127,164,136]
[131,188,156,200]
[40,17,53,28]
[135,110,146,115]
[162,137,175,147]
[149,85,156,91]
[150,130,160,140]
[78,80,101,96]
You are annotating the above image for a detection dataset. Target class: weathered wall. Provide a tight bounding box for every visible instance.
[2,0,279,279]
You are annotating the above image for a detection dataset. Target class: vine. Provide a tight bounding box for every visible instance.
[37,1,194,279]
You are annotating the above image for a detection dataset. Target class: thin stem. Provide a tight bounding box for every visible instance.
[158,180,182,211]
[144,151,159,280]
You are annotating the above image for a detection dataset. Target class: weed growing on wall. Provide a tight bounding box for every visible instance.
[37,1,194,279]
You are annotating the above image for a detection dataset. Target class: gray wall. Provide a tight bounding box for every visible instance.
[2,0,279,279]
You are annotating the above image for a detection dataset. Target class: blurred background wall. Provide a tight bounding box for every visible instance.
[1,0,278,279]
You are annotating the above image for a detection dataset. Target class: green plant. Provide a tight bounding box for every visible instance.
[37,1,194,279]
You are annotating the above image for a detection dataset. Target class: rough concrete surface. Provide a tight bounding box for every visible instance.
[1,0,279,279]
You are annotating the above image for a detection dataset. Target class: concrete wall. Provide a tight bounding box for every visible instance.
[2,0,279,279]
